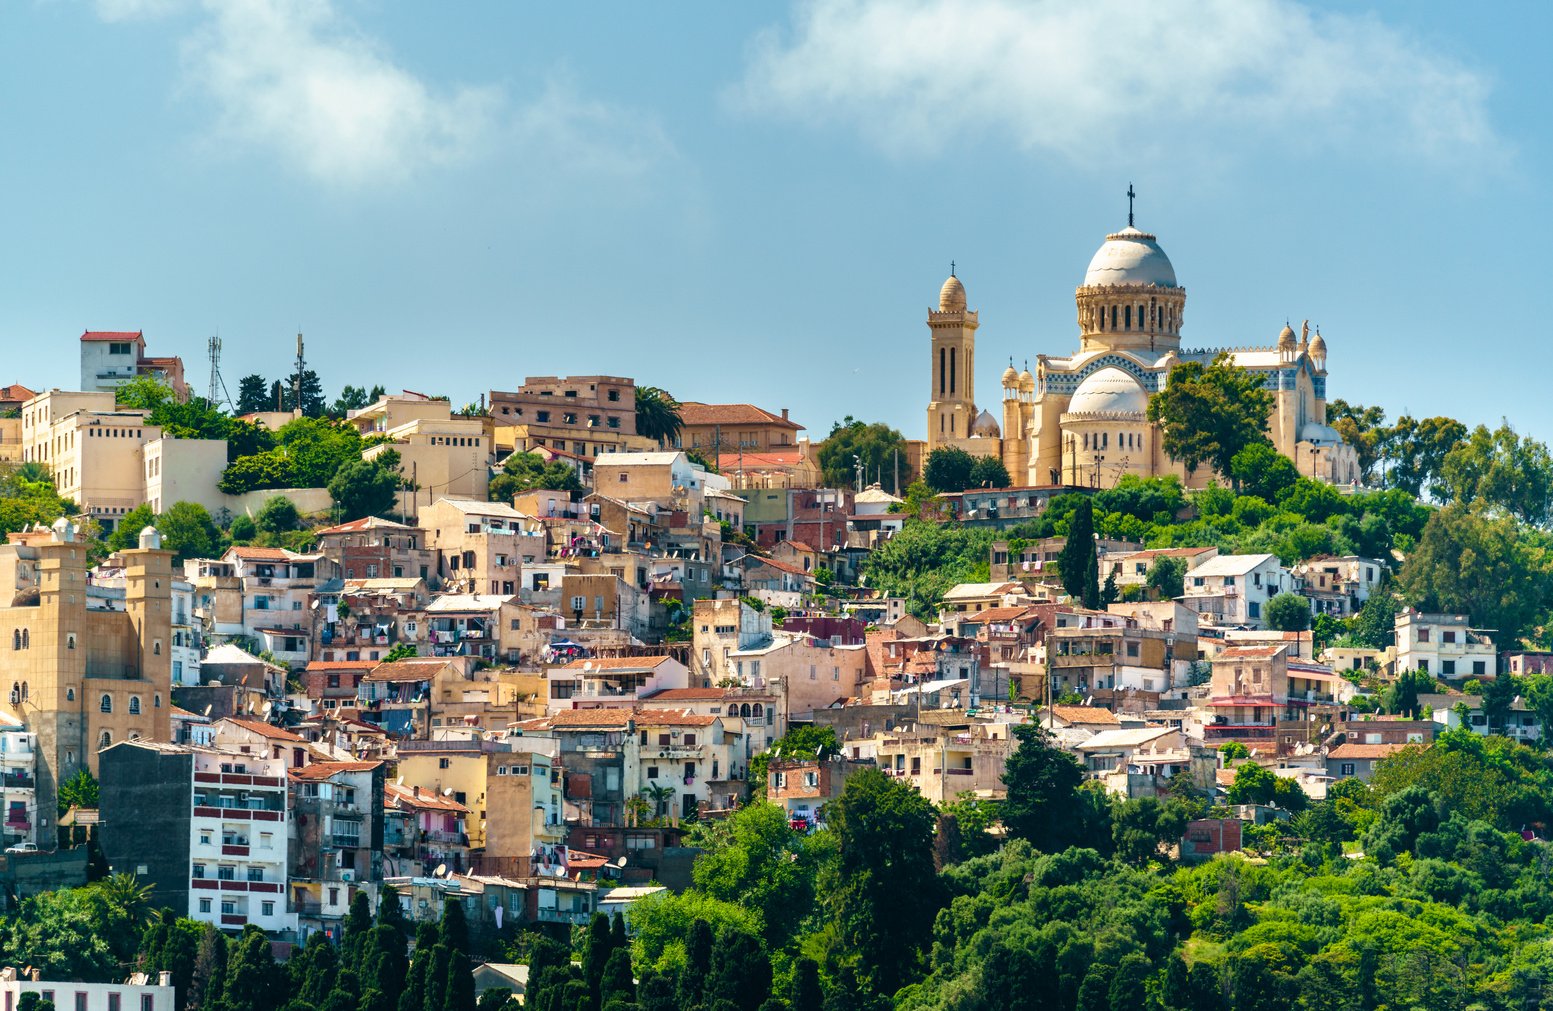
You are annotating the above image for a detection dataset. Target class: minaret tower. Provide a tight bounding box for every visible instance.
[926,265,979,450]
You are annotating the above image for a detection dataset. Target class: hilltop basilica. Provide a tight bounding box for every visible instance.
[922,200,1359,490]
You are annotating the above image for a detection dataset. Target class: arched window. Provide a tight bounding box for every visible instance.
[939,348,946,396]
[20,683,27,702]
[1124,305,1132,329]
[741,703,752,718]
[950,347,957,394]
[752,703,763,717]
[153,641,161,656]
[66,687,75,702]
[20,629,27,649]
[10,631,17,651]
[100,694,113,713]
[99,731,111,749]
[9,683,17,703]
[1110,305,1117,329]
[154,694,161,708]
[129,696,142,715]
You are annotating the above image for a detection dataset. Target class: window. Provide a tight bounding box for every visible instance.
[75,994,87,1011]
[262,901,275,917]
[1248,602,1260,619]
[1443,630,1457,643]
[142,998,154,1011]
[1418,628,1430,642]
[192,862,206,877]
[99,731,111,748]
[1340,763,1356,777]
[129,696,141,715]
[109,994,121,1011]
[647,766,659,780]
[100,694,113,713]
[1442,660,1456,675]
[66,687,74,701]
[1418,659,1429,673]
[1473,660,1487,676]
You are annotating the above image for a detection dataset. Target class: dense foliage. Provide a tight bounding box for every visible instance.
[817,418,912,495]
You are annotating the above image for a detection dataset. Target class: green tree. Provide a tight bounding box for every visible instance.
[1350,581,1398,649]
[969,454,1011,489]
[1230,442,1299,503]
[1327,399,1389,484]
[1111,796,1190,866]
[329,455,402,522]
[489,453,582,500]
[789,958,823,1011]
[105,504,159,553]
[1058,498,1099,606]
[1385,669,1436,719]
[1264,592,1311,632]
[705,930,772,1011]
[58,768,99,815]
[1146,555,1187,600]
[923,447,977,493]
[1001,724,1089,851]
[153,502,222,561]
[635,387,683,447]
[1383,415,1467,498]
[692,802,816,946]
[1397,503,1546,647]
[219,928,286,1011]
[816,417,911,494]
[824,768,941,995]
[256,496,301,534]
[1146,353,1274,482]
[331,385,375,417]
[237,375,272,415]
[1438,421,1553,525]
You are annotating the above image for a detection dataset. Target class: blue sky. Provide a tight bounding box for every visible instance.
[0,1,1544,445]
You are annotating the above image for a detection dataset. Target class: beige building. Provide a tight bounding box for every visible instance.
[352,395,491,517]
[421,498,543,596]
[727,633,870,717]
[21,390,160,529]
[0,520,172,840]
[673,403,804,455]
[873,716,1017,804]
[690,598,772,686]
[919,203,1358,489]
[142,438,230,514]
[489,376,651,460]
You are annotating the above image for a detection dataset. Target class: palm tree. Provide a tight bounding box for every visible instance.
[647,784,676,821]
[94,872,154,923]
[634,387,683,447]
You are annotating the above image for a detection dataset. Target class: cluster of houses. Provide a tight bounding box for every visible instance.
[0,340,1542,945]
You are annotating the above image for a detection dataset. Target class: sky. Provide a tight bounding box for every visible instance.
[0,0,1546,445]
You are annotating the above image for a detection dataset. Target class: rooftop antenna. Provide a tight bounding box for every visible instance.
[1127,183,1135,227]
[206,335,232,410]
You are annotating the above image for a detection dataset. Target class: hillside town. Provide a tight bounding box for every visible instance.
[2,207,1552,1011]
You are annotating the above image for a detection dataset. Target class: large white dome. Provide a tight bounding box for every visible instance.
[1068,367,1148,415]
[1083,227,1177,288]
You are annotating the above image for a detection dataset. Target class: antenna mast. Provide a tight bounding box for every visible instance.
[206,335,232,410]
[292,331,306,415]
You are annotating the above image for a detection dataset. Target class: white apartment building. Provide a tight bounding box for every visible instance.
[0,717,37,851]
[0,967,176,1011]
[1179,553,1294,629]
[1395,610,1496,679]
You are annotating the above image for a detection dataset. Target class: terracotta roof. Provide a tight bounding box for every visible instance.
[315,516,418,536]
[1329,742,1416,760]
[1215,645,1288,659]
[747,556,813,579]
[1050,705,1120,725]
[677,402,802,430]
[0,384,36,403]
[548,708,637,728]
[645,688,734,702]
[219,717,305,742]
[566,849,609,870]
[227,546,292,562]
[305,660,380,671]
[80,330,144,342]
[386,782,469,813]
[715,451,809,470]
[965,606,1035,623]
[779,541,817,554]
[365,659,453,682]
[634,708,716,728]
[290,760,382,781]
[559,656,674,671]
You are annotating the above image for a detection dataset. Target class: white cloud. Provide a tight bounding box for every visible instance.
[733,0,1499,166]
[101,0,670,188]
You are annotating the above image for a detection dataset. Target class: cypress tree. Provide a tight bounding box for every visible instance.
[438,902,474,1011]
[342,892,374,972]
[600,949,635,1009]
[637,973,677,1011]
[1058,499,1098,603]
[706,932,770,1011]
[397,923,441,1011]
[609,913,627,951]
[678,920,713,1010]
[581,913,613,1002]
[191,924,228,1011]
[299,934,340,1006]
[789,960,823,1011]
[222,929,285,1011]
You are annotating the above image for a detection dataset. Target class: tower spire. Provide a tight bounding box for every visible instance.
[1127,182,1135,227]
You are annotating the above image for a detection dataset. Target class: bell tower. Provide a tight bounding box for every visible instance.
[926,268,978,450]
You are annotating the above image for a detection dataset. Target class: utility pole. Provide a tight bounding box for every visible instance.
[206,335,231,409]
[292,332,306,417]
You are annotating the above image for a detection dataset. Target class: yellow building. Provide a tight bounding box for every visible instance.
[922,200,1358,489]
[20,391,159,529]
[0,519,172,841]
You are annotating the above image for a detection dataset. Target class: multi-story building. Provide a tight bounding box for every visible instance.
[78,329,187,398]
[99,740,294,934]
[672,403,804,455]
[20,391,160,530]
[315,517,438,586]
[1394,610,1496,679]
[634,708,746,819]
[0,716,37,851]
[691,598,772,686]
[427,594,534,663]
[356,657,475,738]
[519,709,639,829]
[1180,553,1295,629]
[315,577,430,663]
[727,633,871,716]
[738,488,852,551]
[873,717,1018,804]
[0,966,177,1011]
[555,656,691,710]
[488,376,645,461]
[421,498,541,596]
[0,521,172,836]
[288,759,386,931]
[1205,645,1357,744]
[1292,555,1386,617]
[351,396,491,519]
[767,756,859,832]
[384,781,470,876]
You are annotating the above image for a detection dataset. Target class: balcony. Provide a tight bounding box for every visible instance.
[221,844,249,856]
[220,914,248,927]
[646,746,701,760]
[535,907,593,926]
[331,835,362,849]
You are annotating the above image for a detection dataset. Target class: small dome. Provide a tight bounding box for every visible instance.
[939,274,967,312]
[1068,367,1148,415]
[50,517,76,543]
[1018,369,1035,393]
[1082,226,1177,288]
[1001,365,1019,388]
[138,525,163,551]
[970,410,1001,438]
[1310,330,1327,356]
[1300,421,1341,444]
[1278,324,1297,351]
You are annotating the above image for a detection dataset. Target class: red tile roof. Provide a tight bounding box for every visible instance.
[645,688,736,701]
[0,384,36,404]
[677,403,802,430]
[634,708,715,728]
[220,717,305,742]
[305,660,380,671]
[559,656,675,671]
[227,546,292,561]
[386,782,469,813]
[290,760,383,781]
[1050,705,1120,726]
[747,556,813,579]
[547,708,637,728]
[965,606,1036,623]
[1216,645,1288,659]
[80,330,144,342]
[715,450,808,470]
[365,659,452,683]
[1329,742,1416,760]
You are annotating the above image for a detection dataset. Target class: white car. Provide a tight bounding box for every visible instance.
[5,843,37,855]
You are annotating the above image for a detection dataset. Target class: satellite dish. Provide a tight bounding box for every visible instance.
[442,787,453,796]
[583,661,593,672]
[396,775,404,786]
[262,702,273,716]
[202,705,213,717]
[434,863,447,878]
[614,856,628,868]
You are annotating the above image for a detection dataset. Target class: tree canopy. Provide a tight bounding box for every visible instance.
[816,417,911,494]
[1146,354,1274,482]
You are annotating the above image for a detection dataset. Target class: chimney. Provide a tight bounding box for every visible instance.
[159,971,172,988]
[781,408,789,421]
